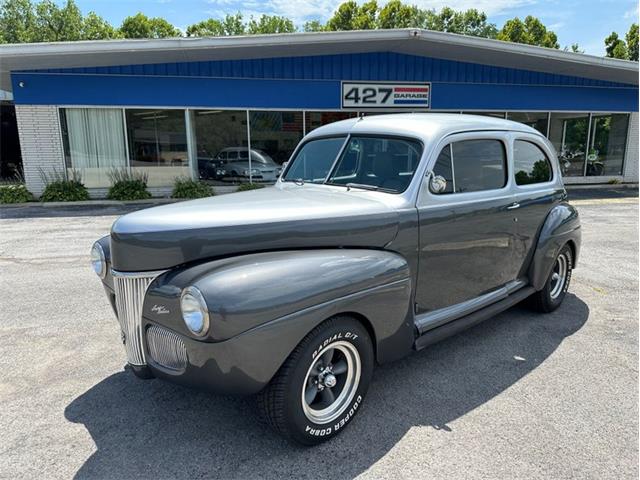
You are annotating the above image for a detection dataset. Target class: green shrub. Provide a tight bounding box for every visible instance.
[608,178,621,184]
[0,184,33,203]
[236,182,265,192]
[107,169,152,201]
[40,169,89,202]
[171,177,214,199]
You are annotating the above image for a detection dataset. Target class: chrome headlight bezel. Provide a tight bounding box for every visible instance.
[180,286,210,337]
[90,241,106,279]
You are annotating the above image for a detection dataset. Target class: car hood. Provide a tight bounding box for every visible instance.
[110,185,400,271]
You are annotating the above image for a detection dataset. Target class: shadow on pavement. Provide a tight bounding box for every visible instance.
[65,294,589,479]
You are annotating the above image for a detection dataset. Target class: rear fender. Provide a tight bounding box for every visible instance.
[528,203,581,291]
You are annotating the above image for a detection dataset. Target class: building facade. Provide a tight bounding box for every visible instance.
[0,29,637,196]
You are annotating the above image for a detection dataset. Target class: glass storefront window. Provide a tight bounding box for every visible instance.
[506,112,549,136]
[125,109,190,187]
[587,113,629,176]
[60,108,127,188]
[548,113,590,177]
[248,111,304,183]
[305,111,358,133]
[191,110,248,185]
[462,112,506,118]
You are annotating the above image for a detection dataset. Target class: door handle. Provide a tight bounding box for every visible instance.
[507,202,520,210]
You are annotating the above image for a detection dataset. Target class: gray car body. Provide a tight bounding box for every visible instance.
[98,114,581,395]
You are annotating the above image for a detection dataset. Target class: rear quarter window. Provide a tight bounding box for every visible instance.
[514,140,553,185]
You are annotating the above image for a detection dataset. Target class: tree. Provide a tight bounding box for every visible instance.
[564,43,583,53]
[81,11,119,40]
[605,31,628,59]
[303,20,324,32]
[119,12,180,39]
[377,0,423,29]
[247,15,295,34]
[326,1,359,31]
[423,7,497,38]
[221,13,244,35]
[626,23,638,61]
[33,0,83,42]
[186,19,225,37]
[0,0,36,43]
[497,15,559,48]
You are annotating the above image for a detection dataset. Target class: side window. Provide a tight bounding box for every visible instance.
[451,140,507,193]
[514,140,553,185]
[430,139,507,195]
[432,145,454,194]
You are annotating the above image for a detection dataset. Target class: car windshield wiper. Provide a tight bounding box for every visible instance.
[342,182,396,193]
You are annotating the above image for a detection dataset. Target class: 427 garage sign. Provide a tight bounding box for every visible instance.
[341,82,431,109]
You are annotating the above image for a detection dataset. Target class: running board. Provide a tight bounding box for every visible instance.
[414,286,535,351]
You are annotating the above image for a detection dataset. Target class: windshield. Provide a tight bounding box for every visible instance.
[283,135,422,193]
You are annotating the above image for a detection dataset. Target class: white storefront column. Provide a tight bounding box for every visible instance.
[15,105,65,197]
[623,112,639,183]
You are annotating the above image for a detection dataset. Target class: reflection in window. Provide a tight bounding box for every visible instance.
[462,112,506,118]
[514,141,552,185]
[305,111,358,133]
[507,112,549,136]
[60,108,127,188]
[250,111,303,165]
[548,113,589,177]
[587,114,629,176]
[192,110,248,184]
[284,137,346,183]
[125,109,189,187]
[432,145,454,193]
[451,140,507,193]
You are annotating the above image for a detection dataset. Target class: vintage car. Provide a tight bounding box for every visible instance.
[215,147,282,182]
[91,114,581,445]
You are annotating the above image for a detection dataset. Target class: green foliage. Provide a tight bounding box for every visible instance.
[119,12,180,39]
[236,182,265,192]
[0,183,33,203]
[564,43,583,53]
[187,13,293,36]
[0,0,117,43]
[186,18,226,37]
[627,24,638,61]
[497,15,559,49]
[40,169,89,202]
[247,15,295,34]
[423,8,497,38]
[377,0,423,29]
[303,20,325,32]
[605,31,628,59]
[106,169,152,201]
[171,177,214,199]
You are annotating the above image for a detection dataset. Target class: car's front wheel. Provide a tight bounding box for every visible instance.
[529,244,573,312]
[257,316,374,445]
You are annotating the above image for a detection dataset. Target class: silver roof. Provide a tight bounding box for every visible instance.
[306,113,541,142]
[0,28,637,91]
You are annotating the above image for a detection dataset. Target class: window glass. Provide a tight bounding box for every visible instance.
[305,112,358,133]
[249,111,303,184]
[283,137,346,183]
[548,113,589,177]
[587,113,629,176]
[60,108,127,188]
[507,112,549,136]
[431,145,454,194]
[125,109,189,187]
[514,141,552,185]
[451,140,507,193]
[327,136,422,193]
[192,110,247,185]
[462,112,506,118]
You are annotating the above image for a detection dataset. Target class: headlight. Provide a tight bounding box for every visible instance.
[243,169,260,175]
[180,286,210,337]
[90,242,106,279]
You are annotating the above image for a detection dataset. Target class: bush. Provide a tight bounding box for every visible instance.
[107,169,152,201]
[171,177,214,199]
[236,182,265,192]
[0,184,33,203]
[40,169,89,202]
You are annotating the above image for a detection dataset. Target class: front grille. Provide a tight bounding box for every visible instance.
[112,270,163,366]
[146,325,188,371]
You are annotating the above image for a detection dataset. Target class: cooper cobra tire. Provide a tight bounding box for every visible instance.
[257,316,374,446]
[529,244,573,313]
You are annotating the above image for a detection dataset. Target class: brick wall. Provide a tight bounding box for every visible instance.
[15,105,65,197]
[623,112,639,183]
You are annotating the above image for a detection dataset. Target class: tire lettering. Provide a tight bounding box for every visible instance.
[312,332,356,359]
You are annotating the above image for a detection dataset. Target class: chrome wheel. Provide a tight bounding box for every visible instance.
[550,253,568,299]
[301,341,361,425]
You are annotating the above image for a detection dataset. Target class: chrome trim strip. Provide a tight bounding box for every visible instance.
[415,279,527,334]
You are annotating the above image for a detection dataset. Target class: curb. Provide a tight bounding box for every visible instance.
[565,183,638,190]
[0,197,183,209]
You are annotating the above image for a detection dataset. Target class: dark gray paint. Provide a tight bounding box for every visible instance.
[95,114,581,395]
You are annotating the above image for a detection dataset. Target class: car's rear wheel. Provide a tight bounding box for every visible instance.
[529,244,573,313]
[257,316,373,445]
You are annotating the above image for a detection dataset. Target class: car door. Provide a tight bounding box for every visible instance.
[415,132,520,316]
[510,135,564,278]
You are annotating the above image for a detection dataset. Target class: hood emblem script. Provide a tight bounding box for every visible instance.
[151,304,170,315]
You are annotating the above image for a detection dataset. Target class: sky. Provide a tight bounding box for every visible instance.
[74,0,639,56]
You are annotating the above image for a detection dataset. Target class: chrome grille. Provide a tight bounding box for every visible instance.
[112,270,163,366]
[146,325,188,371]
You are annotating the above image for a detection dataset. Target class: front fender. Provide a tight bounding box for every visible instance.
[528,202,581,291]
[143,249,414,357]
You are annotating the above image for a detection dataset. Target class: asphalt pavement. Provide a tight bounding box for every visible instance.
[0,192,637,479]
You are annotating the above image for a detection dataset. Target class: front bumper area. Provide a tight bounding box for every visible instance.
[139,318,275,395]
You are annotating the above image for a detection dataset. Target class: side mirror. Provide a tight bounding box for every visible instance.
[428,173,447,194]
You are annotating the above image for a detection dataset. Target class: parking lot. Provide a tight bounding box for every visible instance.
[1,191,638,479]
